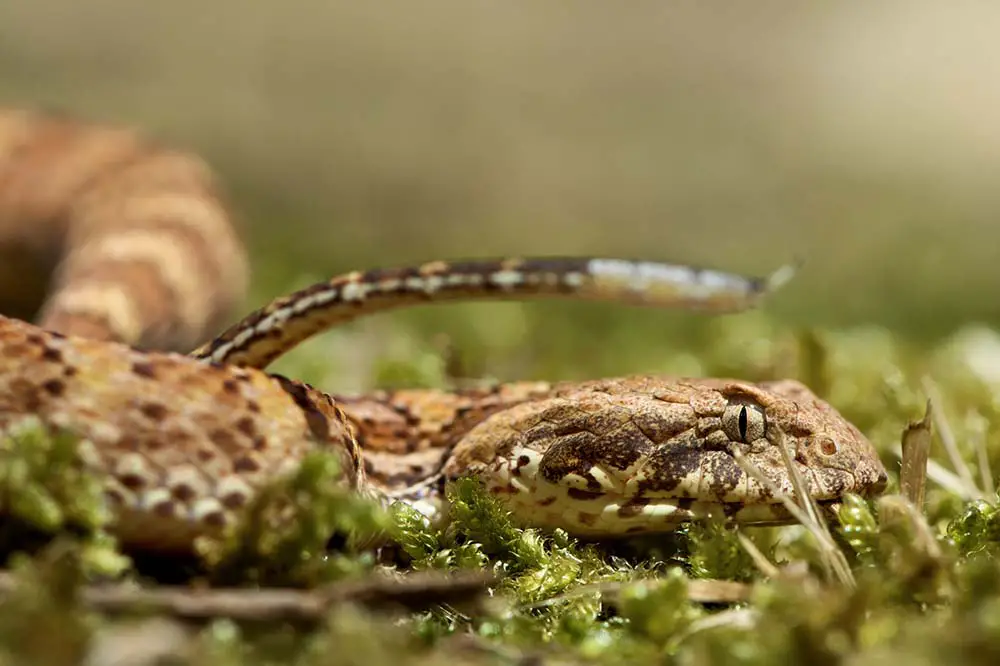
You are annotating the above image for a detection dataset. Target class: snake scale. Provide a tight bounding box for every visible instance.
[0,110,888,557]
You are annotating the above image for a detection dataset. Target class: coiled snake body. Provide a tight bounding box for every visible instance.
[0,110,888,556]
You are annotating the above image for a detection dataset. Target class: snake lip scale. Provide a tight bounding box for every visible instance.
[0,110,888,558]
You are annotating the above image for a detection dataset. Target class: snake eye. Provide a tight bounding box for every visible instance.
[722,402,767,443]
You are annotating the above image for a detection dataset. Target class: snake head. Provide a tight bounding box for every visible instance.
[445,374,889,538]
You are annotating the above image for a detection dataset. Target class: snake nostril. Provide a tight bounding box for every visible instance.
[872,467,889,494]
[818,437,839,456]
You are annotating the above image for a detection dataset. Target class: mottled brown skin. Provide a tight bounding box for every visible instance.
[0,108,248,351]
[333,382,555,495]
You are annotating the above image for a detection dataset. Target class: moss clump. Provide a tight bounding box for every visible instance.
[0,418,128,578]
[197,450,394,587]
[0,547,96,666]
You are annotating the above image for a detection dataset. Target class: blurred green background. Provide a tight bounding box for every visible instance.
[3,1,999,388]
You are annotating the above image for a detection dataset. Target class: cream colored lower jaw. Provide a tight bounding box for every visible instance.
[398,489,819,538]
[493,494,815,538]
[390,469,844,538]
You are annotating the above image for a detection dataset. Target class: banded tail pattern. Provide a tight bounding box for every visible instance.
[0,108,249,351]
[193,257,795,370]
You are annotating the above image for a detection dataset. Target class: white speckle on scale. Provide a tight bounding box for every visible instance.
[340,281,369,302]
[488,270,525,288]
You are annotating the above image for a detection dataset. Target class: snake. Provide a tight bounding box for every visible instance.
[0,109,888,557]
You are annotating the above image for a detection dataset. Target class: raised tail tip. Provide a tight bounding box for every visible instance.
[764,258,802,294]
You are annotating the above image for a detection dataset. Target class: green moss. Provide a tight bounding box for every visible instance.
[0,418,128,577]
[198,450,393,587]
[0,547,95,666]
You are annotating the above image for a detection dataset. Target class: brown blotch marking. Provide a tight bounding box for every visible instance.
[196,447,217,463]
[703,453,745,499]
[201,510,227,528]
[232,455,260,473]
[246,400,261,414]
[221,491,248,510]
[40,346,62,363]
[234,416,258,438]
[117,434,142,452]
[152,500,176,518]
[723,502,745,517]
[63,365,78,378]
[146,436,168,452]
[252,436,267,451]
[625,525,647,534]
[538,496,557,507]
[391,403,420,423]
[576,511,598,526]
[636,445,703,494]
[221,378,241,395]
[209,428,238,450]
[7,378,40,411]
[131,361,157,379]
[617,498,650,518]
[537,424,653,485]
[41,379,65,396]
[119,473,146,491]
[171,484,196,502]
[676,497,695,511]
[140,402,169,421]
[567,488,604,501]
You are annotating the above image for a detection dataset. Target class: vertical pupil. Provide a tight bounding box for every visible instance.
[738,406,748,440]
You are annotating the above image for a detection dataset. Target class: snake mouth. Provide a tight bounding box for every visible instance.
[493,488,853,538]
[478,451,880,538]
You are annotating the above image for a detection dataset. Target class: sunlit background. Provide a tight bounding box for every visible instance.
[3,1,999,387]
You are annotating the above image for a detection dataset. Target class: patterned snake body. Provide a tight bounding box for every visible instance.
[0,110,888,556]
